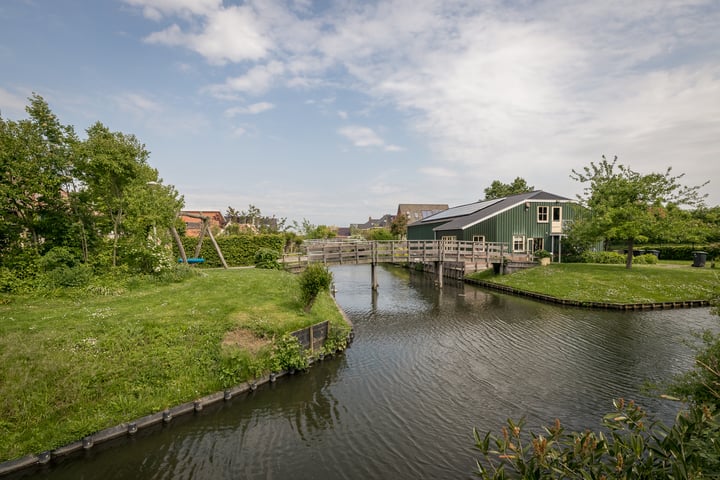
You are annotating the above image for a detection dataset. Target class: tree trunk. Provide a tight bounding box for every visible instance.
[625,238,634,269]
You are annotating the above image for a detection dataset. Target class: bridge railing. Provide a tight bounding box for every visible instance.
[281,240,510,266]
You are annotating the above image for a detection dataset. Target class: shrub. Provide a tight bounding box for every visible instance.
[270,333,308,372]
[254,247,282,269]
[37,246,79,271]
[633,253,659,264]
[475,400,720,479]
[298,264,333,312]
[42,264,93,289]
[581,251,625,264]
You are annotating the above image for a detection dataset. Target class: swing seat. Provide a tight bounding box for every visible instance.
[179,257,205,264]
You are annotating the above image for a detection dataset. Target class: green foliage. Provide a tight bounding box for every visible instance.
[638,244,720,262]
[581,251,626,264]
[299,264,333,312]
[668,330,720,408]
[271,333,308,372]
[390,213,409,238]
[322,328,349,356]
[219,347,267,388]
[475,400,720,479]
[254,247,282,269]
[484,177,535,200]
[177,234,285,267]
[0,95,184,282]
[365,228,394,240]
[124,240,175,274]
[533,249,552,259]
[295,218,337,239]
[570,155,709,269]
[632,253,659,265]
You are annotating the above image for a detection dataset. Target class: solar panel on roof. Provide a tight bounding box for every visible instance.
[424,198,502,221]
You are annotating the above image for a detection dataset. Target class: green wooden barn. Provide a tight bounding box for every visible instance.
[406,191,582,257]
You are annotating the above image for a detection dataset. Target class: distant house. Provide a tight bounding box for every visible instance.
[406,191,582,256]
[179,210,226,237]
[396,203,449,225]
[351,214,396,231]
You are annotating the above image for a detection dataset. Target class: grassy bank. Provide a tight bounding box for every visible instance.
[467,262,719,304]
[0,268,348,462]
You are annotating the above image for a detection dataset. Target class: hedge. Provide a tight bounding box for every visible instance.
[173,234,285,267]
[637,244,720,261]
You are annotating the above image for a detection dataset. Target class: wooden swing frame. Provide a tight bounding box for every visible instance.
[170,213,228,269]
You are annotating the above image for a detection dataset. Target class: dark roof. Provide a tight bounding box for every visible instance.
[417,191,572,232]
[353,214,395,230]
[396,203,449,225]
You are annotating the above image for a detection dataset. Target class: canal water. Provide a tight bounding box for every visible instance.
[19,265,717,479]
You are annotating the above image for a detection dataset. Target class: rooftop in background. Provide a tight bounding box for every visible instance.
[396,203,449,225]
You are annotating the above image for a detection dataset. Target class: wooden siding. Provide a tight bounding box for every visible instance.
[407,221,445,240]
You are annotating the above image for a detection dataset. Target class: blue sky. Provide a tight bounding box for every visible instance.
[2,0,719,227]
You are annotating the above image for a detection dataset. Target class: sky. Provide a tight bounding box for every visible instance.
[1,0,719,227]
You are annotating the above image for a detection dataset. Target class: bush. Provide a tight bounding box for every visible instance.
[633,253,659,264]
[475,400,720,479]
[37,247,79,271]
[254,247,282,269]
[41,264,93,289]
[298,264,333,312]
[581,251,625,264]
[270,333,308,372]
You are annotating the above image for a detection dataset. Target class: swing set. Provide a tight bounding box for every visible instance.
[170,212,228,269]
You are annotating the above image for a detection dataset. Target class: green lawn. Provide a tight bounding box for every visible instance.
[467,262,719,304]
[0,268,348,462]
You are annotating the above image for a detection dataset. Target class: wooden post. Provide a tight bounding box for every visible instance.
[205,222,228,269]
[371,241,379,290]
[170,225,188,264]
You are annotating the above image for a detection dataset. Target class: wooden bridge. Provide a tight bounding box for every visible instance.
[282,240,516,289]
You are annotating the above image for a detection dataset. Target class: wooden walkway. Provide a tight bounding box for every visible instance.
[281,240,510,267]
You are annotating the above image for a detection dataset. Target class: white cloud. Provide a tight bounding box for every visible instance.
[115,92,163,114]
[127,0,720,208]
[338,125,384,148]
[207,61,285,97]
[124,0,221,20]
[338,125,404,152]
[144,5,270,64]
[225,102,275,117]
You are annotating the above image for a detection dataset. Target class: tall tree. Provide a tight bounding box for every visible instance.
[570,156,708,269]
[483,177,534,200]
[78,122,151,267]
[0,94,79,258]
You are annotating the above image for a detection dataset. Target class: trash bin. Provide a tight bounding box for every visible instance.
[692,251,707,267]
[647,249,660,258]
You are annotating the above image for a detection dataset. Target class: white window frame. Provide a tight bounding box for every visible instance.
[537,206,549,223]
[512,235,525,252]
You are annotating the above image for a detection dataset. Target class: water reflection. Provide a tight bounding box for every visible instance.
[18,264,717,480]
